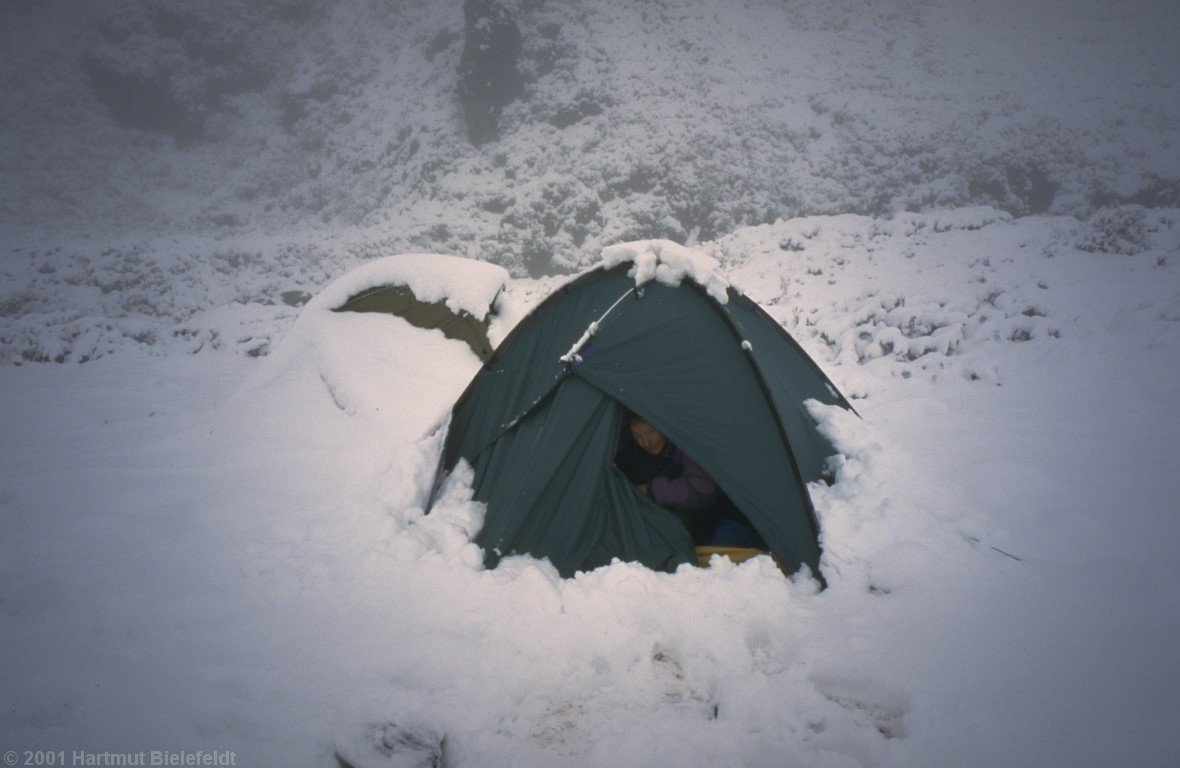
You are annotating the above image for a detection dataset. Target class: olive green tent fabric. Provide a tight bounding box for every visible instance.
[334,284,496,361]
[441,264,850,578]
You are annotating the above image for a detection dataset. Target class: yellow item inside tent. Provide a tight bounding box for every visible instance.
[695,546,770,567]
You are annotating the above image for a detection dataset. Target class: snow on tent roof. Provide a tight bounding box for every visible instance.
[309,253,509,320]
[314,254,509,361]
[600,239,731,303]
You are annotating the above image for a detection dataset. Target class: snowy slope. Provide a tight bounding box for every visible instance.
[2,217,1178,767]
[2,0,1178,268]
[4,0,1178,362]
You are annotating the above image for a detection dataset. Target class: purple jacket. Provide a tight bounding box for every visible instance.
[648,445,717,511]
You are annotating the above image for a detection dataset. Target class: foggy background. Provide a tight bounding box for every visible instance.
[2,0,1176,276]
[0,0,1176,361]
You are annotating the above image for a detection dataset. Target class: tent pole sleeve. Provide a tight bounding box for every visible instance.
[560,287,636,365]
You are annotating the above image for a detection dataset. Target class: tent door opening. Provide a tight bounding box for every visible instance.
[612,408,768,555]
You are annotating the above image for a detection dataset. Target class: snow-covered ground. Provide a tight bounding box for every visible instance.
[3,212,1178,767]
[3,0,1179,764]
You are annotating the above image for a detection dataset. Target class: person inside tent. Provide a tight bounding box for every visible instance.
[614,413,763,548]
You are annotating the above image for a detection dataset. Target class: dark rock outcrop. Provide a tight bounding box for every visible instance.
[457,0,523,146]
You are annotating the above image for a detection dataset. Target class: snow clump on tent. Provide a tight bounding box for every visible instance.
[601,239,731,303]
[306,253,509,321]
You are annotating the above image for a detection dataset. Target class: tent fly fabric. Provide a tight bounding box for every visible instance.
[320,253,509,362]
[438,245,853,579]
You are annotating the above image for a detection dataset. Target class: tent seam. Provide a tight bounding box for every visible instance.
[688,281,828,562]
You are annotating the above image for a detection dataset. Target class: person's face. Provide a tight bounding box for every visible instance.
[630,420,667,455]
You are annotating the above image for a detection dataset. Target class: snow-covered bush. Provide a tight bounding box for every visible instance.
[1077,205,1151,255]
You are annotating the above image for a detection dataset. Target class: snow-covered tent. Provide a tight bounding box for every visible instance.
[251,253,510,442]
[434,241,853,578]
[327,253,508,361]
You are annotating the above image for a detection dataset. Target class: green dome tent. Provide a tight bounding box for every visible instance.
[433,242,853,579]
